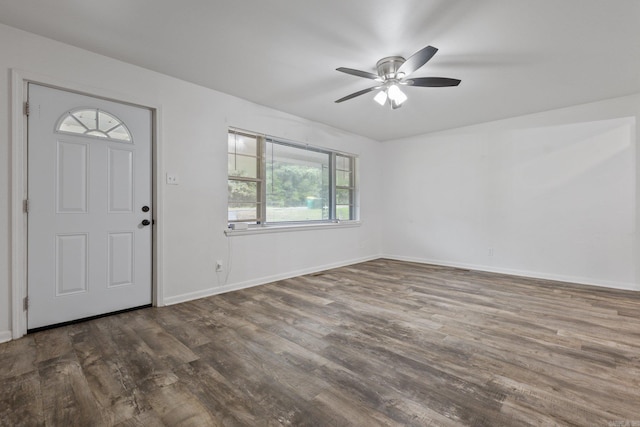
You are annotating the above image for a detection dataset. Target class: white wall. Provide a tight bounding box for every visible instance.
[0,23,382,340]
[382,95,640,290]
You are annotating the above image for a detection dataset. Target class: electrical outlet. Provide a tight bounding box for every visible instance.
[215,260,223,272]
[488,247,494,257]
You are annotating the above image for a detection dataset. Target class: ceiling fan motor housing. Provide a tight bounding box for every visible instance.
[376,56,406,80]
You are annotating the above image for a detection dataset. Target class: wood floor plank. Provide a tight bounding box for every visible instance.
[173,359,273,426]
[2,258,640,425]
[0,335,38,381]
[69,322,145,425]
[0,371,44,426]
[143,380,222,427]
[38,355,110,426]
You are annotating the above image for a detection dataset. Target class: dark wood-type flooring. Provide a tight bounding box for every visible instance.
[2,259,640,426]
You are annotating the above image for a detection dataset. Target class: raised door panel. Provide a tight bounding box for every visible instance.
[108,232,134,288]
[56,140,89,213]
[108,147,134,213]
[55,233,89,296]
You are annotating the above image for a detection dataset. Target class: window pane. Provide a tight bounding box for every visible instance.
[336,205,352,221]
[98,111,119,132]
[228,203,259,222]
[228,180,258,203]
[265,142,330,222]
[228,154,258,178]
[73,110,97,130]
[58,116,87,134]
[107,125,131,141]
[336,188,352,205]
[336,170,352,187]
[228,133,258,156]
[336,155,349,170]
[86,130,109,138]
[267,206,325,222]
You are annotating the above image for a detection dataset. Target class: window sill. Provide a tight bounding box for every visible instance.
[224,220,362,236]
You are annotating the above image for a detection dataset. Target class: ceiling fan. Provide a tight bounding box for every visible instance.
[335,45,460,109]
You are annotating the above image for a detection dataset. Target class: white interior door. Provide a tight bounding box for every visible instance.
[27,84,152,329]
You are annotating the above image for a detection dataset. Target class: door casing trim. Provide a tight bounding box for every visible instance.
[10,69,164,339]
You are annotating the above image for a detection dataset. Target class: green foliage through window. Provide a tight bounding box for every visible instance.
[228,129,357,225]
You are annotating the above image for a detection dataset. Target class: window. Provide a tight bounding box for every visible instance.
[228,129,357,225]
[56,108,132,142]
[335,154,355,220]
[228,131,262,223]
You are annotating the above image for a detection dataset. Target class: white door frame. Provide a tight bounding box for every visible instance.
[10,69,164,339]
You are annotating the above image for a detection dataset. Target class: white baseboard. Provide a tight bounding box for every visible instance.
[381,254,639,292]
[164,253,639,307]
[163,255,379,306]
[0,330,12,344]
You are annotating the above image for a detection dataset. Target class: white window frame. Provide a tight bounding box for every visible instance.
[227,128,359,232]
[228,129,264,224]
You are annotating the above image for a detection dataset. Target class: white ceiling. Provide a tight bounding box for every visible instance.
[1,0,640,141]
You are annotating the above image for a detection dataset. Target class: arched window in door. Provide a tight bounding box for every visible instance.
[55,108,132,142]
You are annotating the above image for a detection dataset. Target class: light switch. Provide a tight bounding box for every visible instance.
[166,173,179,185]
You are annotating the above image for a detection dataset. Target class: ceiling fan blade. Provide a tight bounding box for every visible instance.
[334,86,381,103]
[397,45,438,77]
[405,77,461,87]
[336,67,382,81]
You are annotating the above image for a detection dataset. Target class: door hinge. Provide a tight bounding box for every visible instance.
[24,101,30,117]
[23,296,29,311]
[23,199,29,213]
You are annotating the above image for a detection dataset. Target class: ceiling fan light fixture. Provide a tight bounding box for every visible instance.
[387,84,407,106]
[374,90,388,106]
